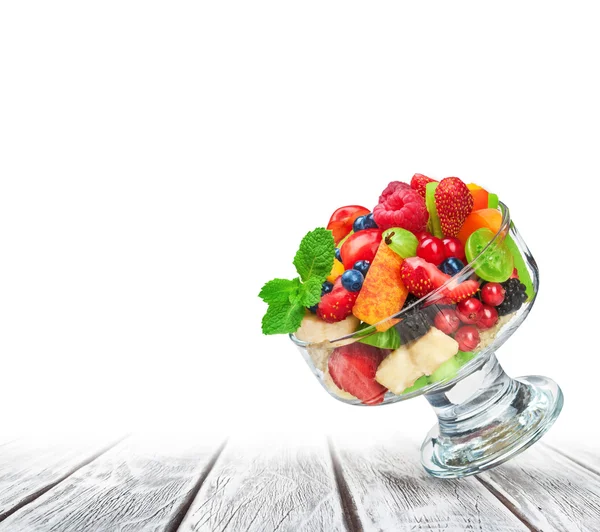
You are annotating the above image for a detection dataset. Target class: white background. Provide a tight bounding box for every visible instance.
[1,2,598,446]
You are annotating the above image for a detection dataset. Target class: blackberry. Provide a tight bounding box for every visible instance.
[496,278,528,316]
[397,293,431,344]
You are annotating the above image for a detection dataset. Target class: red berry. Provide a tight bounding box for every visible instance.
[454,325,480,351]
[480,282,506,306]
[373,183,429,233]
[442,237,466,262]
[476,305,499,330]
[415,231,431,242]
[456,298,483,324]
[417,237,446,266]
[434,308,460,334]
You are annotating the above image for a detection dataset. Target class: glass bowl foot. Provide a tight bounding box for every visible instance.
[420,353,563,478]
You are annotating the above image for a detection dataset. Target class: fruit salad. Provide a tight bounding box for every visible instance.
[260,174,535,406]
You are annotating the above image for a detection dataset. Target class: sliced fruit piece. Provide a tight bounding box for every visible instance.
[425,182,443,238]
[434,177,474,237]
[456,350,477,364]
[340,228,383,270]
[467,183,489,210]
[400,258,435,298]
[327,206,370,244]
[382,227,419,258]
[410,173,437,199]
[317,278,360,323]
[457,208,503,244]
[324,368,357,400]
[429,354,462,383]
[352,241,409,330]
[295,313,360,344]
[409,326,459,375]
[466,228,514,283]
[327,258,345,283]
[488,193,499,209]
[328,343,388,405]
[375,345,424,394]
[504,234,534,299]
[401,375,429,394]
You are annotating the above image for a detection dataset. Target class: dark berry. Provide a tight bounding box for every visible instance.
[321,281,334,295]
[353,215,367,232]
[397,311,431,344]
[439,257,465,276]
[341,269,364,292]
[363,213,378,229]
[496,278,528,316]
[353,260,371,276]
[335,248,342,262]
[308,304,318,314]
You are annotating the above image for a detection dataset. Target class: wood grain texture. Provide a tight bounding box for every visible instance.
[0,437,121,521]
[0,436,225,532]
[331,434,529,532]
[476,444,600,532]
[546,441,600,477]
[178,435,346,532]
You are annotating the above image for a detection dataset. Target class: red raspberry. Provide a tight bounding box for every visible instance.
[373,184,429,233]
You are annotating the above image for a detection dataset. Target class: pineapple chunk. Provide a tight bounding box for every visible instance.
[295,313,359,344]
[324,369,357,400]
[409,327,459,375]
[375,345,424,394]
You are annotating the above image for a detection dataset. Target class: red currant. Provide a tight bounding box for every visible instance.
[476,305,499,330]
[480,283,506,306]
[442,237,466,262]
[434,308,461,334]
[456,297,483,324]
[417,237,446,265]
[454,325,480,351]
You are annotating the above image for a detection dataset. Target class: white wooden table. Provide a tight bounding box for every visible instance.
[0,433,598,531]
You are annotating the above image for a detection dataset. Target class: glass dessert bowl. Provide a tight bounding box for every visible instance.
[290,202,563,478]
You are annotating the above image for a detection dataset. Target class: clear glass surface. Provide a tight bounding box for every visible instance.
[290,202,563,477]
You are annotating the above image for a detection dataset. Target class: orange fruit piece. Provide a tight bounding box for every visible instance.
[457,208,502,245]
[467,183,489,211]
[327,258,345,283]
[352,243,408,331]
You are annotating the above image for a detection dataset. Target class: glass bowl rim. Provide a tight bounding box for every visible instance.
[290,201,511,348]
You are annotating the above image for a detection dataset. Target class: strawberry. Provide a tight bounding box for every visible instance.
[434,177,474,237]
[328,343,388,405]
[400,260,435,298]
[410,173,437,199]
[317,278,359,323]
[400,257,480,303]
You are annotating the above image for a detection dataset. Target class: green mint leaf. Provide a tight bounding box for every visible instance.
[261,302,306,335]
[298,277,322,307]
[293,228,335,283]
[259,278,301,304]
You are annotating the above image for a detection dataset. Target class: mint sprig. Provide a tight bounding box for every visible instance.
[260,228,335,335]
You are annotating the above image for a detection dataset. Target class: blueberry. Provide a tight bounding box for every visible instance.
[308,304,318,314]
[353,215,367,232]
[321,281,334,295]
[363,213,378,229]
[341,269,364,292]
[439,257,465,276]
[353,260,371,276]
[335,248,342,262]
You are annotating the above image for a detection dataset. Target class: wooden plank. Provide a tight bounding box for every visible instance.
[178,434,347,532]
[0,435,225,532]
[0,436,122,521]
[331,433,529,532]
[545,441,600,477]
[476,444,600,532]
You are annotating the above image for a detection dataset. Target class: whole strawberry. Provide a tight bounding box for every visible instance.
[434,177,474,237]
[410,173,437,199]
[317,278,359,323]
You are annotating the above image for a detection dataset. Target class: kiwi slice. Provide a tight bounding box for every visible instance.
[504,234,535,299]
[429,355,462,383]
[488,193,499,209]
[425,182,443,238]
[401,375,429,394]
